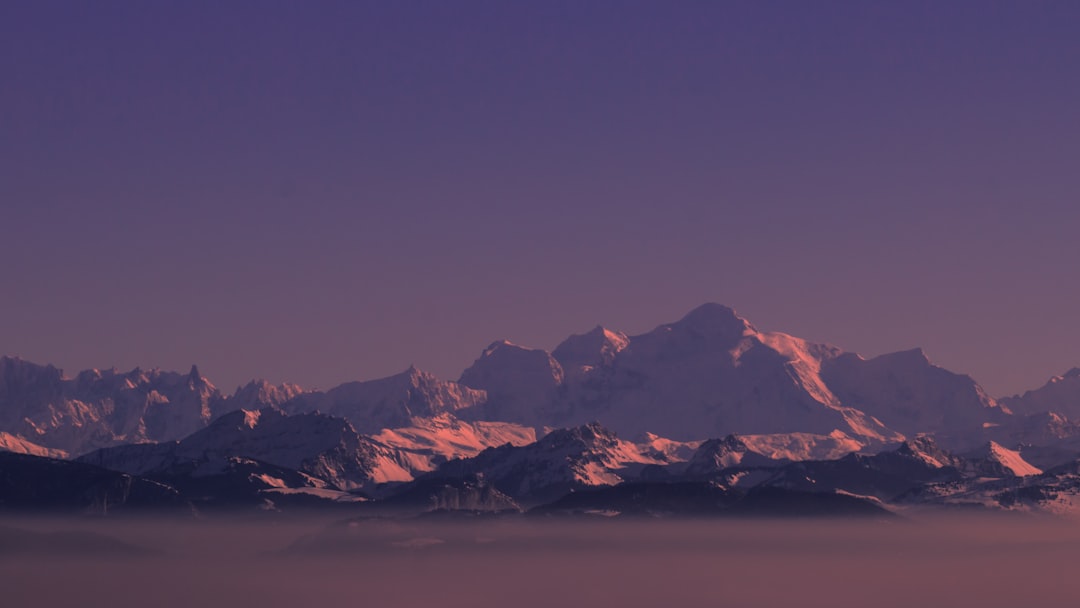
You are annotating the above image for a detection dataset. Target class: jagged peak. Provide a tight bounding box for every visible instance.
[893,435,955,467]
[401,364,433,381]
[242,409,262,428]
[212,406,271,429]
[210,406,353,433]
[539,422,619,448]
[186,364,210,387]
[584,324,629,343]
[963,441,1043,477]
[373,365,456,390]
[904,435,943,452]
[698,434,749,452]
[76,368,104,382]
[552,324,630,368]
[232,378,304,402]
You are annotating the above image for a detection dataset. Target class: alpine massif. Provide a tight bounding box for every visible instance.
[4,304,1080,517]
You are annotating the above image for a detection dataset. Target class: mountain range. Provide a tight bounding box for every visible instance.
[4,303,1080,517]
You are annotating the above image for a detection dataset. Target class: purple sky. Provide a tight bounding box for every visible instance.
[2,2,1079,397]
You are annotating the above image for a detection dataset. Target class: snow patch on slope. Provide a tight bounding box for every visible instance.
[372,414,536,474]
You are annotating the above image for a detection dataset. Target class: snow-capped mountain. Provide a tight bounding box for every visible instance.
[892,435,962,469]
[821,348,1009,440]
[960,441,1043,478]
[0,431,68,459]
[420,422,668,505]
[370,413,536,474]
[551,325,630,379]
[1001,368,1080,418]
[457,340,566,425]
[683,435,785,475]
[229,379,306,410]
[677,431,864,477]
[0,357,223,455]
[281,366,486,434]
[976,411,1080,456]
[0,303,1056,458]
[79,408,412,491]
[454,303,1009,446]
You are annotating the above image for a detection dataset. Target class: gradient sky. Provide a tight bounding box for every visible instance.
[2,1,1079,397]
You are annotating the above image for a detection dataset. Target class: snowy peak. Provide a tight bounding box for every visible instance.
[462,340,565,386]
[685,435,773,473]
[964,441,1043,478]
[371,413,536,474]
[820,347,1006,438]
[427,422,665,504]
[738,431,865,461]
[229,379,305,410]
[1001,367,1080,418]
[81,407,413,490]
[552,325,629,371]
[676,303,756,338]
[0,357,225,455]
[681,431,861,475]
[282,367,487,434]
[458,341,564,425]
[535,422,621,453]
[893,436,959,468]
[621,303,756,357]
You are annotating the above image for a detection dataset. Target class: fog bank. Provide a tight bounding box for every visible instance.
[2,515,1076,607]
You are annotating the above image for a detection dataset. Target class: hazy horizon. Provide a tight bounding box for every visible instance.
[4,514,1080,607]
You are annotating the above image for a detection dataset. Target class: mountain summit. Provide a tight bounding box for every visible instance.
[0,303,1066,456]
[451,303,1004,446]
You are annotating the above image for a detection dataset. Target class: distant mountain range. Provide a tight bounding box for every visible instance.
[4,303,1080,518]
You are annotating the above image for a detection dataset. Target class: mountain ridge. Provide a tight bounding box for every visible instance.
[3,303,1079,457]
